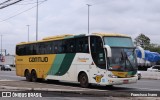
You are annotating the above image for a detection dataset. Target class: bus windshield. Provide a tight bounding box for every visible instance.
[103,36,137,71]
[107,48,137,71]
[104,37,134,47]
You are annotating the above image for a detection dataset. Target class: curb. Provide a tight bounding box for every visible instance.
[141,77,160,80]
[0,86,32,91]
[0,86,126,97]
[0,86,106,92]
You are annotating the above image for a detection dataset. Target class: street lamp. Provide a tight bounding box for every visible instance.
[0,35,2,56]
[86,4,91,34]
[26,25,30,42]
[36,0,39,41]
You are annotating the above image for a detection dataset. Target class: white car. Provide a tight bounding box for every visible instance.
[1,65,12,71]
[147,65,160,72]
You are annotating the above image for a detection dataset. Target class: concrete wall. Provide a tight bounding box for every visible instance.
[140,71,160,80]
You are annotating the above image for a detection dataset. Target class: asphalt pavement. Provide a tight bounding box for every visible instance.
[0,70,160,91]
[0,70,160,100]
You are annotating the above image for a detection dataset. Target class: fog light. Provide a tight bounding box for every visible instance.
[108,80,114,83]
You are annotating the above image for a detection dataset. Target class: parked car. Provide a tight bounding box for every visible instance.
[147,65,160,72]
[137,71,141,80]
[1,65,12,71]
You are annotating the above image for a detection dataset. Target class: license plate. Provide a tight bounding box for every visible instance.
[123,80,129,84]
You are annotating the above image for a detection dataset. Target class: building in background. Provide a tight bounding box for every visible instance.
[0,55,15,67]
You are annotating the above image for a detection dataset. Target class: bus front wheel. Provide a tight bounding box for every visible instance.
[79,73,89,88]
[31,70,37,82]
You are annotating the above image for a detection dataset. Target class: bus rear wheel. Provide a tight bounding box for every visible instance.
[25,70,31,82]
[79,73,89,88]
[31,70,37,82]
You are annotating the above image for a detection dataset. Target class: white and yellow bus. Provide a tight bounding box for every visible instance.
[16,33,138,87]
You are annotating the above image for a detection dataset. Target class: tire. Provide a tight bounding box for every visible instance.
[138,74,141,80]
[31,70,38,82]
[25,70,31,82]
[106,85,113,88]
[47,79,59,83]
[79,73,89,88]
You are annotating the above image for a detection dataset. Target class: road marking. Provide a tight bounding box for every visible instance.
[136,87,160,91]
[118,86,160,91]
[0,75,21,78]
[0,79,14,81]
[0,85,108,92]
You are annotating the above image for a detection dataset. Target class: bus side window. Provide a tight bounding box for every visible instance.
[68,39,75,53]
[62,40,67,53]
[51,41,55,54]
[44,42,52,54]
[16,45,24,56]
[76,37,89,53]
[54,45,58,54]
[58,40,62,53]
[84,38,89,53]
[53,40,62,54]
[38,43,45,54]
[33,44,37,55]
[27,44,32,55]
[25,45,30,55]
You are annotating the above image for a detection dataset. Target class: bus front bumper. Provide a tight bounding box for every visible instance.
[106,76,138,85]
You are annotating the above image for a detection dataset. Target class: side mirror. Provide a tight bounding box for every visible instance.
[136,46,145,59]
[103,45,112,57]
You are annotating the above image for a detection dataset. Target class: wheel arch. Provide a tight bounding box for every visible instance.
[31,69,36,73]
[77,70,90,82]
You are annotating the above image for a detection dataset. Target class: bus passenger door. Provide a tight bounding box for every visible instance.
[90,36,106,84]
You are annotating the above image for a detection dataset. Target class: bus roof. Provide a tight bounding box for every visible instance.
[43,34,74,40]
[91,32,130,37]
[16,32,130,45]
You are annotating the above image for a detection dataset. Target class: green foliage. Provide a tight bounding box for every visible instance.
[134,33,160,53]
[134,33,150,49]
[145,44,160,53]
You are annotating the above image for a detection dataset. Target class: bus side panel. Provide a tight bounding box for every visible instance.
[46,53,77,81]
[75,53,109,85]
[16,54,56,79]
[46,53,92,82]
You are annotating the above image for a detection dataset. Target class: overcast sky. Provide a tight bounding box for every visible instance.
[0,0,160,55]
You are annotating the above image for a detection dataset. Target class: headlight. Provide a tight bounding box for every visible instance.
[108,74,118,78]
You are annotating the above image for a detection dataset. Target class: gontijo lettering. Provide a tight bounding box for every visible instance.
[29,57,48,62]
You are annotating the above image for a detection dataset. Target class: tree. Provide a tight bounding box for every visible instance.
[145,44,160,53]
[134,33,150,49]
[134,33,160,53]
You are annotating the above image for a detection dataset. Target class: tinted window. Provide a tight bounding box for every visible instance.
[16,36,89,56]
[76,37,89,53]
[104,37,134,47]
[52,40,62,54]
[62,39,76,53]
[44,42,52,54]
[90,36,106,69]
[16,45,25,55]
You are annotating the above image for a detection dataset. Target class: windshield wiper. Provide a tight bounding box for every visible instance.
[123,51,135,71]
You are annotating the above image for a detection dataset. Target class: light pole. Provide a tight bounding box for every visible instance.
[26,25,30,42]
[36,0,38,41]
[86,4,91,34]
[0,35,2,56]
